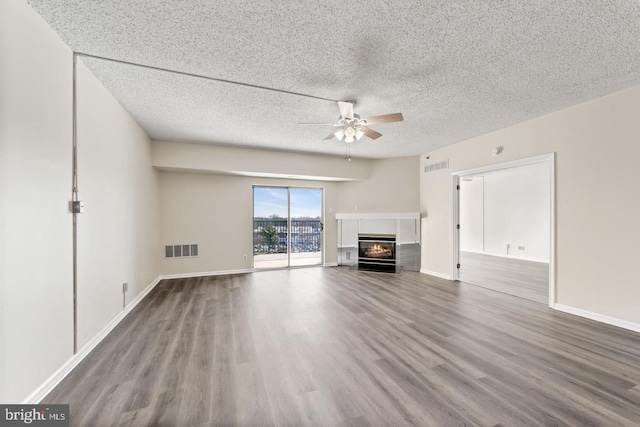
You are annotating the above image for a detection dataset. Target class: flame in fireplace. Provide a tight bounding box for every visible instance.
[370,244,391,254]
[364,243,393,259]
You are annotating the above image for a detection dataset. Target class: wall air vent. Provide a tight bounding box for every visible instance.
[165,244,198,258]
[424,159,449,173]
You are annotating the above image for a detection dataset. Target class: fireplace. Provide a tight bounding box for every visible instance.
[358,234,396,270]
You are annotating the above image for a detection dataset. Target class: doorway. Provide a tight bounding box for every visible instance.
[253,186,323,269]
[451,154,555,306]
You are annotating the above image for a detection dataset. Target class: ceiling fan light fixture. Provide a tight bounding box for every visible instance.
[334,129,345,140]
[345,126,355,137]
[342,125,357,143]
[355,128,364,140]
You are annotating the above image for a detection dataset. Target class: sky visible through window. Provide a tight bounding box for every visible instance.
[253,187,322,219]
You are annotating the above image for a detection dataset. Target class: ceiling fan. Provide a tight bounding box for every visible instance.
[300,101,404,144]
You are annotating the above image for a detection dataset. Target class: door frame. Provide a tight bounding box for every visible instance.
[252,185,325,269]
[450,153,556,307]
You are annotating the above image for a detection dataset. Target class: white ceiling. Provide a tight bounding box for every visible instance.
[28,0,640,159]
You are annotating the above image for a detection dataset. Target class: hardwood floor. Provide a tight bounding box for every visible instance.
[459,251,549,304]
[44,268,640,426]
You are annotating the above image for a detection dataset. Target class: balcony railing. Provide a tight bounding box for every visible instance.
[253,218,322,255]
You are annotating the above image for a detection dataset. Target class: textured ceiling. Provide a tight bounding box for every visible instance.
[28,0,640,159]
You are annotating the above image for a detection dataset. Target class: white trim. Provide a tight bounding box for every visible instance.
[322,189,326,267]
[160,269,254,280]
[420,269,452,280]
[459,249,549,264]
[323,262,338,267]
[548,154,556,307]
[553,304,640,334]
[450,175,460,281]
[335,212,420,220]
[23,275,162,404]
[450,153,556,307]
[451,153,552,177]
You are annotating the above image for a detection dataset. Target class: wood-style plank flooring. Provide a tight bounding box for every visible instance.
[459,251,549,304]
[44,268,640,426]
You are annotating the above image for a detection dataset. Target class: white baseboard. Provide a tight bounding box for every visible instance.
[160,269,254,280]
[420,269,452,280]
[323,262,338,267]
[23,275,162,404]
[553,304,640,334]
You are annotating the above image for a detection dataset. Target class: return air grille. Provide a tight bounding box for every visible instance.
[165,244,198,258]
[424,159,449,173]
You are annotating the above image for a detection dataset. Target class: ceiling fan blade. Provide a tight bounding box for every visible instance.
[338,101,354,120]
[362,112,404,125]
[322,132,336,140]
[360,126,382,140]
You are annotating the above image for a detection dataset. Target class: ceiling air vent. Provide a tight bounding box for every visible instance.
[165,244,198,258]
[424,159,449,173]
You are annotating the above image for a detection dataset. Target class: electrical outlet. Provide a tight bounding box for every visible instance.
[243,255,248,260]
[355,205,359,211]
[518,246,525,250]
[122,282,128,293]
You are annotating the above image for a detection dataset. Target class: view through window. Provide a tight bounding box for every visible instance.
[253,187,323,269]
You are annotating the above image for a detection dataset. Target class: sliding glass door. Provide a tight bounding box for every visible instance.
[289,188,323,267]
[253,187,289,269]
[253,186,323,269]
